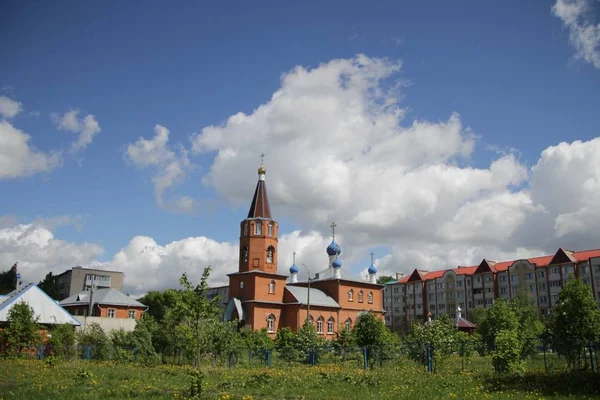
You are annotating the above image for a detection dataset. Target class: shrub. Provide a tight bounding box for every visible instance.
[77,323,111,360]
[49,324,76,359]
[492,330,525,376]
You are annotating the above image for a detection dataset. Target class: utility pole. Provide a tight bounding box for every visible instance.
[302,263,311,325]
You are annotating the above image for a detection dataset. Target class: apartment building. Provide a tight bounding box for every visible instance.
[384,248,600,333]
[56,266,124,300]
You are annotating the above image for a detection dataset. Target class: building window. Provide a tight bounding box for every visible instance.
[538,271,546,278]
[242,246,248,263]
[437,283,443,289]
[485,275,493,282]
[317,317,324,334]
[501,276,507,283]
[345,318,352,330]
[267,246,274,264]
[358,291,364,303]
[526,273,533,280]
[511,275,518,282]
[243,223,248,236]
[348,289,354,302]
[269,280,275,294]
[268,223,274,236]
[254,222,262,236]
[475,277,481,283]
[267,314,275,332]
[128,310,136,319]
[457,281,463,287]
[368,292,373,304]
[108,309,116,318]
[327,317,334,334]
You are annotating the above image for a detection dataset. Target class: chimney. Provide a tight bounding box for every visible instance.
[395,272,404,280]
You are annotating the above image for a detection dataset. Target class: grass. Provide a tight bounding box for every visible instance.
[0,355,599,399]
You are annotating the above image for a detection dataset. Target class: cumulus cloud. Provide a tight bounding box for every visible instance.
[126,124,196,213]
[0,222,104,282]
[51,109,101,154]
[0,120,61,179]
[0,96,23,118]
[552,0,600,69]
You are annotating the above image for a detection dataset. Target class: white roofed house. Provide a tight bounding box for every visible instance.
[60,288,148,333]
[0,283,80,327]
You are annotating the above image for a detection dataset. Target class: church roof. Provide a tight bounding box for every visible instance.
[247,178,272,219]
[285,286,340,308]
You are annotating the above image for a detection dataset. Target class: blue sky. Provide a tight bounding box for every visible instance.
[1,0,599,292]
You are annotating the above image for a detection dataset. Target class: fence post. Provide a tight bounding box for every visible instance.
[589,342,595,373]
[228,352,233,369]
[311,349,316,367]
[85,345,91,361]
[427,345,432,373]
[266,350,271,367]
[133,346,138,362]
[37,344,44,360]
[363,347,367,370]
[543,342,548,372]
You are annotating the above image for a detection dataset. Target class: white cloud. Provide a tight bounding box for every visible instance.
[0,222,104,283]
[126,125,195,212]
[0,96,23,118]
[0,120,61,179]
[51,110,101,154]
[552,0,600,69]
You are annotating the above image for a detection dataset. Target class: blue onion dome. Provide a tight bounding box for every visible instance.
[332,257,342,269]
[326,240,338,256]
[289,263,299,274]
[368,263,377,275]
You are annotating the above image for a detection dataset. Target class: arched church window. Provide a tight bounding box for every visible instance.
[255,222,262,236]
[345,318,352,330]
[268,222,274,236]
[243,246,248,263]
[348,289,354,302]
[269,280,275,294]
[267,246,274,264]
[358,290,364,303]
[316,317,324,334]
[327,317,334,334]
[266,314,275,333]
[243,223,248,236]
[368,291,373,304]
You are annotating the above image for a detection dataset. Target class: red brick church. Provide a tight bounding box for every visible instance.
[224,160,384,337]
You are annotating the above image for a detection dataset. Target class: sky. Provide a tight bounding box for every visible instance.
[1,0,600,295]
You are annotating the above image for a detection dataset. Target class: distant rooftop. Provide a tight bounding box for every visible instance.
[60,288,145,308]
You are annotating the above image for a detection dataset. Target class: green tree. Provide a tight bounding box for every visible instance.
[38,272,61,300]
[353,311,386,348]
[48,324,76,359]
[491,329,525,376]
[0,263,17,295]
[376,276,396,285]
[137,289,179,322]
[405,314,458,371]
[332,327,357,361]
[1,301,40,356]
[274,327,301,362]
[77,323,112,360]
[476,300,519,354]
[548,277,600,368]
[510,286,542,358]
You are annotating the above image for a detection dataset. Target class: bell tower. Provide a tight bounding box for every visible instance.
[238,154,279,273]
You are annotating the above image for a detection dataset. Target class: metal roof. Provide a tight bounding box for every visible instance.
[0,284,80,326]
[298,266,374,285]
[285,286,340,308]
[60,288,146,308]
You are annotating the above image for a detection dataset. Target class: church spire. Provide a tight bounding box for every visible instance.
[247,153,272,219]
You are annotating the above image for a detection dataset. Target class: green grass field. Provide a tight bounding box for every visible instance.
[0,356,599,399]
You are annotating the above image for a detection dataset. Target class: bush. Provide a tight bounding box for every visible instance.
[49,324,76,359]
[492,330,525,376]
[1,301,41,357]
[77,323,111,360]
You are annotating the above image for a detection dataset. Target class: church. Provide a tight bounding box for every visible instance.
[224,160,384,337]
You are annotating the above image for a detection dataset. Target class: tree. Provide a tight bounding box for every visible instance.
[405,314,458,371]
[377,276,396,285]
[491,329,525,376]
[76,323,111,360]
[38,272,61,300]
[353,311,386,348]
[49,324,76,359]
[1,301,40,356]
[137,289,179,322]
[510,286,542,358]
[0,264,17,295]
[476,300,519,355]
[548,278,600,368]
[332,327,357,361]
